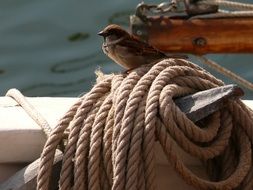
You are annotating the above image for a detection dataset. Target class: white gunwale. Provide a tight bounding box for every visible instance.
[0,97,252,188]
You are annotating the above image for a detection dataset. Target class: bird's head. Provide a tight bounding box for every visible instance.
[98,24,129,40]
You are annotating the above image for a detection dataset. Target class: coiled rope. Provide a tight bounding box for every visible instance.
[25,58,253,190]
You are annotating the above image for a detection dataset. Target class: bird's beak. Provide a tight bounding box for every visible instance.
[98,30,105,37]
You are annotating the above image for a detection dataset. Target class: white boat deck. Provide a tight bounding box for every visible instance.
[0,97,252,189]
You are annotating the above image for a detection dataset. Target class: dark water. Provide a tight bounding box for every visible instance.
[0,0,252,99]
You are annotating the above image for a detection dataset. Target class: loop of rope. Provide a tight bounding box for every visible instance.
[34,58,253,190]
[5,88,52,138]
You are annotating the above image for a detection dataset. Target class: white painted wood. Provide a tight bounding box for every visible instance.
[0,97,77,163]
[1,97,251,163]
[0,97,252,188]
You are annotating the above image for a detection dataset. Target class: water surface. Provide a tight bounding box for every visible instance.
[0,0,252,99]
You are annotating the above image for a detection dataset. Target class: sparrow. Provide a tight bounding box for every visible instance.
[98,24,169,69]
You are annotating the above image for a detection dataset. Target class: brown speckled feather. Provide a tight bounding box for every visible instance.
[98,24,169,69]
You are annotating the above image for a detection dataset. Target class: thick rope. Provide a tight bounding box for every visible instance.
[35,58,253,190]
[6,88,52,138]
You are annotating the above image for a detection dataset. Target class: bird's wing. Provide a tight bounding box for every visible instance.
[119,36,165,57]
[116,35,188,60]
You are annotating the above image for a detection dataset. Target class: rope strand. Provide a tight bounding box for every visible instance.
[196,56,253,91]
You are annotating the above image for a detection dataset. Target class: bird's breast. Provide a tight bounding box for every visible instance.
[111,45,147,69]
[102,42,152,69]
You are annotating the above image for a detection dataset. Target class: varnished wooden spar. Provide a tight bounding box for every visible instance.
[131,17,253,54]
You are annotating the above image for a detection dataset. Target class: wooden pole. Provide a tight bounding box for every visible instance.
[131,17,253,54]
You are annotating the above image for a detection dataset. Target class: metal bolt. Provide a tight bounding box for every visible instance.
[193,37,207,47]
[136,30,142,36]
